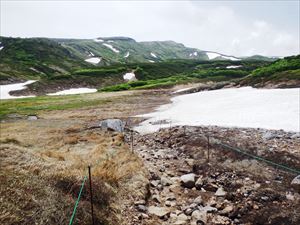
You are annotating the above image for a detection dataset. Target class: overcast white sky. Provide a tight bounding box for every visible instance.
[1,0,299,56]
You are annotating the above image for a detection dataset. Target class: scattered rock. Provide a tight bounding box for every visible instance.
[180,173,196,188]
[136,204,147,213]
[291,175,300,185]
[215,187,227,197]
[291,133,300,139]
[161,176,173,186]
[193,196,203,205]
[148,206,170,218]
[27,115,38,120]
[152,194,161,203]
[211,215,231,224]
[195,177,203,189]
[219,205,234,215]
[174,213,189,224]
[138,213,149,220]
[203,183,218,192]
[191,210,207,223]
[150,180,160,187]
[200,206,217,213]
[134,200,146,206]
[262,131,276,140]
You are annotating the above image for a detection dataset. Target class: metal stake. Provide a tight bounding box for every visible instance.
[207,135,210,163]
[88,166,95,225]
[131,130,134,153]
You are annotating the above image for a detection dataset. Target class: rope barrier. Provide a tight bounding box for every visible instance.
[218,142,300,175]
[68,175,87,225]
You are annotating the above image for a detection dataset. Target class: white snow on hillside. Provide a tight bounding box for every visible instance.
[0,80,36,100]
[94,38,104,42]
[85,57,101,64]
[47,88,97,96]
[148,60,155,63]
[151,52,158,58]
[123,72,137,81]
[124,52,130,58]
[107,40,114,43]
[190,52,198,57]
[222,55,241,61]
[172,87,194,94]
[206,52,221,60]
[0,46,3,51]
[102,43,120,53]
[88,51,95,57]
[226,65,242,69]
[135,87,300,134]
[206,52,240,61]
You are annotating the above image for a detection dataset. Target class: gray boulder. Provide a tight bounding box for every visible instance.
[99,119,125,132]
[180,173,196,188]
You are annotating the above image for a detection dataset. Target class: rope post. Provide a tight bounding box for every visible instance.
[131,130,134,153]
[88,166,95,225]
[207,135,210,163]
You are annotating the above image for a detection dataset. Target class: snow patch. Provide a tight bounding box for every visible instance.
[135,87,300,134]
[123,72,137,81]
[88,51,95,57]
[189,52,198,57]
[124,52,130,58]
[222,55,240,61]
[206,52,221,60]
[172,87,194,94]
[103,43,120,53]
[151,52,157,58]
[206,52,240,61]
[226,65,243,69]
[0,80,36,100]
[94,38,104,42]
[0,46,4,51]
[47,88,97,96]
[107,40,114,43]
[85,57,101,64]
[148,60,155,63]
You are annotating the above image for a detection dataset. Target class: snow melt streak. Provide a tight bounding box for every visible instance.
[47,88,97,96]
[103,43,120,53]
[135,87,300,134]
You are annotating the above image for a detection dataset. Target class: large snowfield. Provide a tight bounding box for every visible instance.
[135,87,300,134]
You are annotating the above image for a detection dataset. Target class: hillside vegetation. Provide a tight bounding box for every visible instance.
[1,36,296,93]
[0,37,87,82]
[242,55,300,87]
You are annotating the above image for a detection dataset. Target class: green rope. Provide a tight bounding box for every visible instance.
[218,142,300,175]
[68,175,87,225]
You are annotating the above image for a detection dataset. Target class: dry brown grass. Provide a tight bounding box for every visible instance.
[0,90,168,225]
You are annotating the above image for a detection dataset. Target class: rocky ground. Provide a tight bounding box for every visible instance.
[123,126,300,225]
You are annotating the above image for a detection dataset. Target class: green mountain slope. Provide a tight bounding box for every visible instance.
[241,55,300,87]
[0,36,288,93]
[55,37,209,64]
[0,37,88,83]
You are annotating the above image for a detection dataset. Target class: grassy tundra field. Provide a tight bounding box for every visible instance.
[0,89,170,225]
